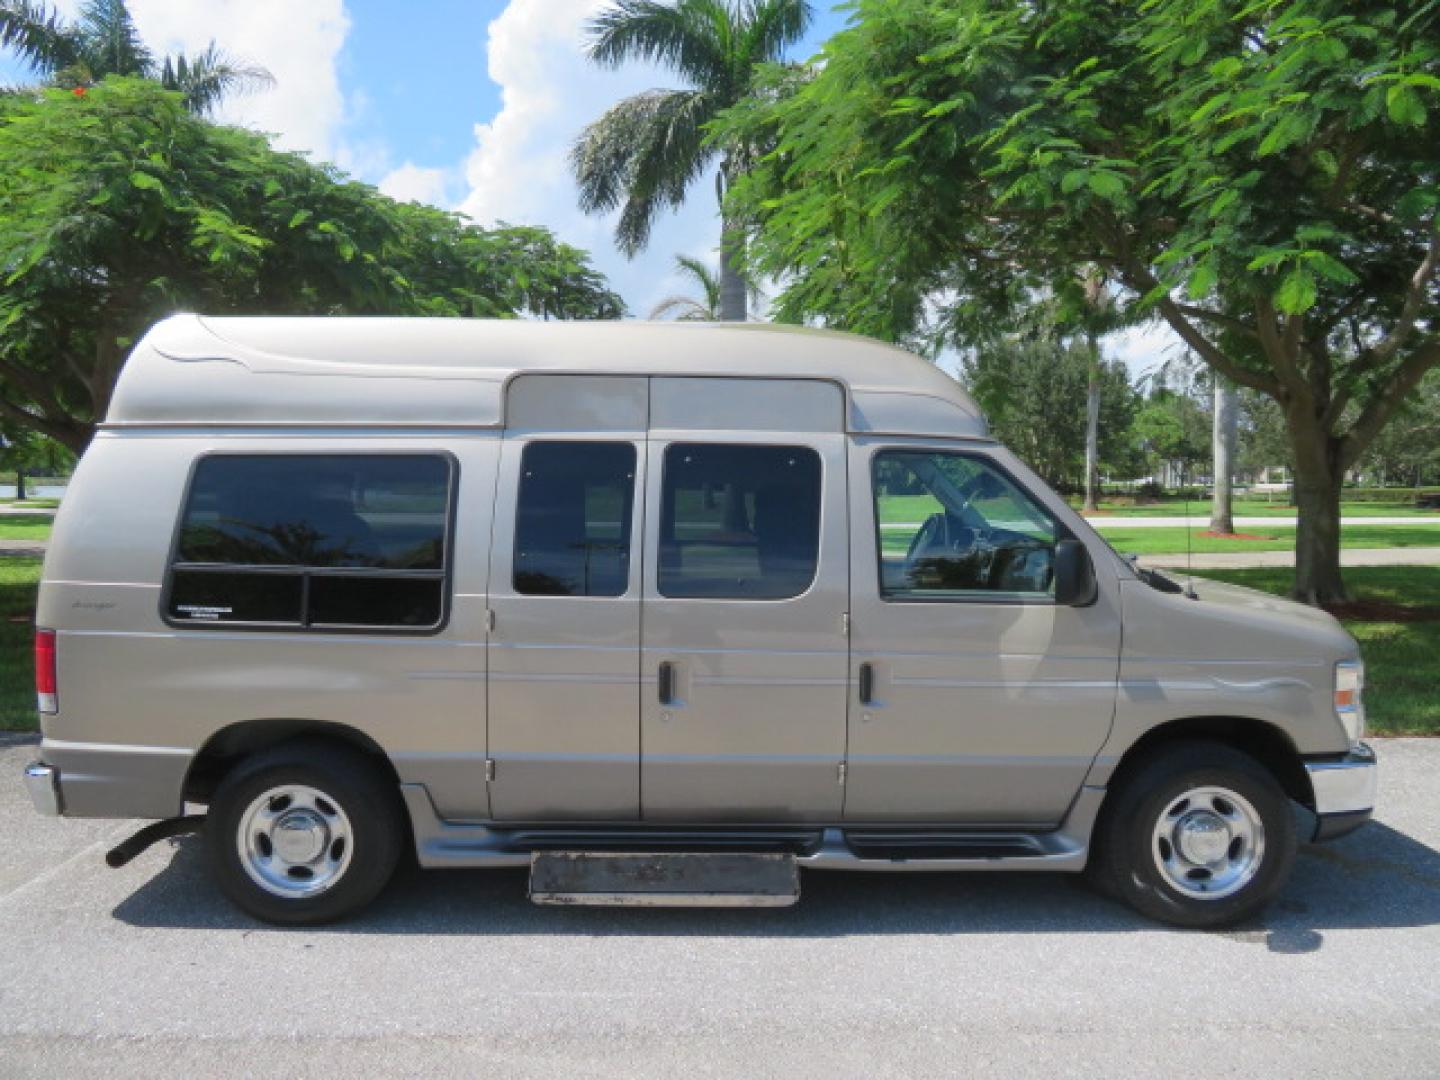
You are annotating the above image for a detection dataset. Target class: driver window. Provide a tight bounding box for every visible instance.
[873,450,1058,601]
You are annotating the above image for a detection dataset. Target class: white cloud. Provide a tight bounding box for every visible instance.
[125,0,351,161]
[1108,320,1188,383]
[380,162,455,206]
[457,0,724,318]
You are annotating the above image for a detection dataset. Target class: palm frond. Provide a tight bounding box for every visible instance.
[75,0,151,78]
[585,0,732,89]
[649,294,712,320]
[736,0,812,70]
[0,0,82,74]
[160,42,274,115]
[673,253,722,313]
[571,89,718,256]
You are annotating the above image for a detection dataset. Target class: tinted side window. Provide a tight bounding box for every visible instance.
[514,442,636,597]
[167,454,452,630]
[874,450,1058,600]
[659,444,821,600]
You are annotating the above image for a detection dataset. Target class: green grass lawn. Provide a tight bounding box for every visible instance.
[1191,566,1440,736]
[1076,499,1437,518]
[0,558,40,731]
[0,516,54,541]
[1099,524,1440,556]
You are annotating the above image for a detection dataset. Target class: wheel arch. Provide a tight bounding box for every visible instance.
[1102,716,1315,809]
[183,718,402,806]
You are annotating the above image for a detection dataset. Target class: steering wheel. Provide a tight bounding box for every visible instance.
[905,512,949,564]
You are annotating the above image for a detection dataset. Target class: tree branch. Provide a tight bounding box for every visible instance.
[0,394,89,451]
[1253,295,1307,397]
[1367,217,1440,367]
[1174,303,1261,340]
[1341,337,1440,470]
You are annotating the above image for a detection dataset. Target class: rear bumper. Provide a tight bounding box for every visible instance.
[1305,742,1377,842]
[21,740,191,819]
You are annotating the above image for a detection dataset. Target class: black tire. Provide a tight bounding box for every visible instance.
[205,739,406,926]
[1088,739,1297,929]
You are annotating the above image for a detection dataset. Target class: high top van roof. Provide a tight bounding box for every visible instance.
[104,314,988,438]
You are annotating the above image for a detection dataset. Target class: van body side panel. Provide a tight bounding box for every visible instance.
[1085,577,1355,785]
[39,433,496,820]
[639,421,850,822]
[484,377,649,821]
[842,438,1122,825]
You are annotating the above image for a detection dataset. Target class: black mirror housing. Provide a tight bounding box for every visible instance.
[1053,538,1097,606]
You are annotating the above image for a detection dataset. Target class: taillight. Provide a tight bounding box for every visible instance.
[35,628,57,714]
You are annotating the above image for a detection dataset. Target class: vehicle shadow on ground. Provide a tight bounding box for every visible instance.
[112,819,1440,951]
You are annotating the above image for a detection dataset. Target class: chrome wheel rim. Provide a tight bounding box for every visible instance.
[1151,785,1265,900]
[237,784,354,899]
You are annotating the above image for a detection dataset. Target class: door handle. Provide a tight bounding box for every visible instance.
[858,662,876,706]
[658,661,676,705]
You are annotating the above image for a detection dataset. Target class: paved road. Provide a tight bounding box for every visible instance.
[1,735,1437,1078]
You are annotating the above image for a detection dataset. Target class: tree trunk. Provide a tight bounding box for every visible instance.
[1289,413,1347,604]
[718,215,747,322]
[1210,377,1237,534]
[15,469,25,502]
[1082,348,1100,511]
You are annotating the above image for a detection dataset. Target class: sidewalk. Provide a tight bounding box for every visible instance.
[1139,546,1440,570]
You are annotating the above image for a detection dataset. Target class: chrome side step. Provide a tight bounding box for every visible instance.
[400,785,1106,874]
[529,851,799,907]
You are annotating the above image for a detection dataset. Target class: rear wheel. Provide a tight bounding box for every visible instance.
[206,740,405,925]
[1090,740,1297,928]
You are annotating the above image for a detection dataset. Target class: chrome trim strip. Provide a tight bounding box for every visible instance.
[1306,743,1377,816]
[24,762,61,817]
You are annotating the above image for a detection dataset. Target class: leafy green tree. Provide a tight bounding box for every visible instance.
[0,78,624,451]
[962,337,1139,493]
[0,0,272,114]
[572,0,812,321]
[719,0,1440,602]
[1357,369,1440,488]
[1134,387,1211,491]
[0,425,70,500]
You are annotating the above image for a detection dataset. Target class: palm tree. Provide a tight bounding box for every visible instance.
[572,0,812,322]
[649,253,764,320]
[650,255,723,320]
[0,0,273,114]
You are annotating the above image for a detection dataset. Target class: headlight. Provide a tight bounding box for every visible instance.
[1335,660,1365,746]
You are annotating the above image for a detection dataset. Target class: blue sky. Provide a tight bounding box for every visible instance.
[1,1,1175,374]
[339,1,850,204]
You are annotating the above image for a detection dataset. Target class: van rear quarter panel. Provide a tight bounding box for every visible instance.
[39,432,499,818]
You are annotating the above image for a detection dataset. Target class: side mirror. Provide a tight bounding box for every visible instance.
[1053,538,1097,606]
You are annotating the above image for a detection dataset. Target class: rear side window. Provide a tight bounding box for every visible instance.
[513,441,636,597]
[659,443,821,600]
[167,454,453,630]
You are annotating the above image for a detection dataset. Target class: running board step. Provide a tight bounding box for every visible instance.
[529,851,799,908]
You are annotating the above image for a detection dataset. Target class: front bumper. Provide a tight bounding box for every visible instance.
[24,762,62,816]
[1305,742,1377,842]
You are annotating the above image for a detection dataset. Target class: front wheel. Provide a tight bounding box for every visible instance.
[1089,740,1298,928]
[206,740,406,925]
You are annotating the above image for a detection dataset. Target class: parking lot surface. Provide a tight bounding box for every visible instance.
[2,735,1437,1079]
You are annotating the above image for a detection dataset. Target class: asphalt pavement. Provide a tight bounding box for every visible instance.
[1,734,1438,1078]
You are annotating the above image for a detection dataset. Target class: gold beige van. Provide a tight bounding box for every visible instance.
[24,315,1376,926]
